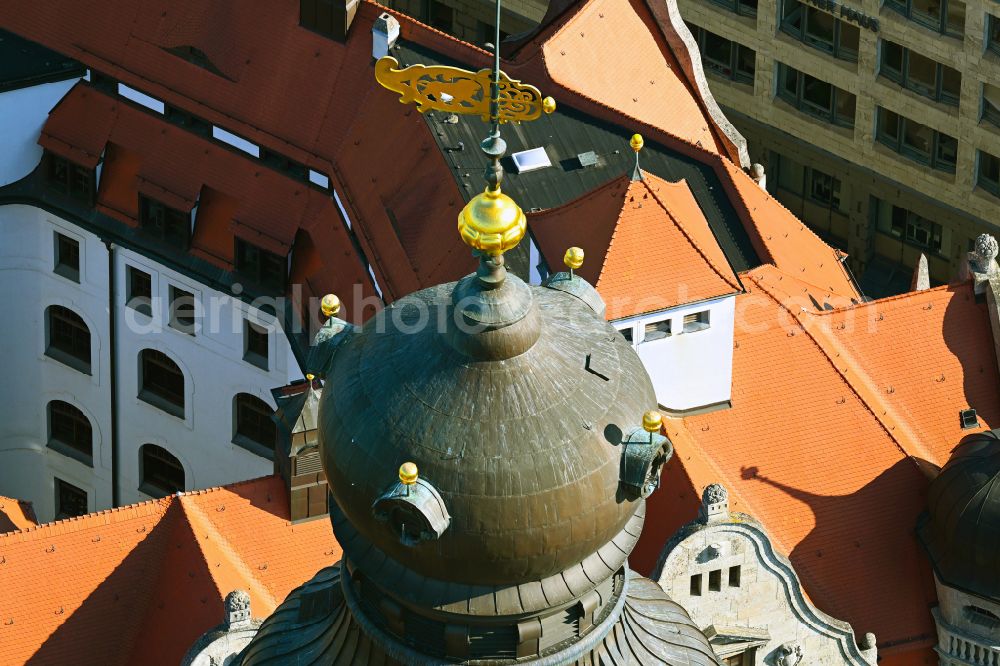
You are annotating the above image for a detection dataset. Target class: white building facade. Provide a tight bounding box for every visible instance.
[614,295,737,413]
[0,42,303,522]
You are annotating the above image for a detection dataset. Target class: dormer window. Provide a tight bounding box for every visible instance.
[235,238,287,293]
[139,195,191,249]
[45,151,95,204]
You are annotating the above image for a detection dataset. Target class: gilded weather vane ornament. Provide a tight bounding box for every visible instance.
[375,0,554,259]
[374,58,555,124]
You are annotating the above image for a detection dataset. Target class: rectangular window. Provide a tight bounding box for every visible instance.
[984,83,1000,128]
[690,574,702,596]
[779,0,859,62]
[235,238,287,293]
[876,200,946,253]
[617,326,634,344]
[168,286,196,335]
[682,310,710,333]
[878,40,961,106]
[729,565,742,587]
[126,266,153,316]
[708,0,757,17]
[428,0,454,31]
[808,168,842,209]
[885,0,964,36]
[643,319,672,341]
[775,152,805,195]
[776,63,855,127]
[979,151,1000,198]
[55,478,88,519]
[990,15,1000,55]
[690,25,756,85]
[45,152,95,203]
[244,319,270,370]
[709,569,722,592]
[139,195,191,249]
[54,232,80,282]
[876,107,957,173]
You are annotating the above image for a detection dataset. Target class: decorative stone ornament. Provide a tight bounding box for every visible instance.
[699,484,729,524]
[775,641,804,666]
[225,590,252,629]
[971,234,999,275]
[619,425,673,500]
[372,471,451,547]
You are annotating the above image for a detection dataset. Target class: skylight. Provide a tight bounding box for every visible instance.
[511,147,551,173]
[117,83,165,114]
[212,126,260,158]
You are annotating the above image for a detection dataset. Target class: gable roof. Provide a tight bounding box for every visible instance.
[530,172,740,319]
[0,476,339,666]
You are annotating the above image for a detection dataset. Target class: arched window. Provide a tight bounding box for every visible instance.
[46,305,91,373]
[139,444,184,497]
[47,400,93,466]
[965,605,1000,629]
[233,393,277,459]
[138,349,184,417]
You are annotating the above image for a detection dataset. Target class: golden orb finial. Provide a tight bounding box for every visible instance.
[399,462,419,485]
[630,133,644,153]
[320,293,341,318]
[564,247,584,271]
[457,187,527,255]
[306,373,315,382]
[542,96,557,114]
[642,410,662,433]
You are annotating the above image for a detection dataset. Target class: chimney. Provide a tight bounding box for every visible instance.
[373,12,400,60]
[300,0,359,42]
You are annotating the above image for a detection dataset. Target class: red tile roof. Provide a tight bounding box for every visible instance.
[0,497,37,534]
[533,0,726,157]
[720,160,860,302]
[1,0,753,303]
[630,271,1000,661]
[40,83,377,314]
[0,476,339,666]
[530,173,740,319]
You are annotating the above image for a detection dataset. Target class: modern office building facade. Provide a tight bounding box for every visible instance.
[678,0,1000,294]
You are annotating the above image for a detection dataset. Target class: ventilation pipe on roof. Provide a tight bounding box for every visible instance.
[300,0,359,42]
[373,13,400,60]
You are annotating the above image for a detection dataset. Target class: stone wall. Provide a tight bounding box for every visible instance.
[655,485,877,665]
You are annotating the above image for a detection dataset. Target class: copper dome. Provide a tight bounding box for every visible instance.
[318,264,658,586]
[919,429,1000,597]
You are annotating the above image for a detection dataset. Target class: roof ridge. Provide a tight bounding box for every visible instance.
[723,162,858,298]
[0,495,174,541]
[528,173,630,218]
[179,494,281,612]
[746,274,933,467]
[593,178,640,290]
[641,176,741,293]
[724,162,838,258]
